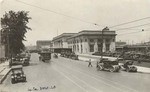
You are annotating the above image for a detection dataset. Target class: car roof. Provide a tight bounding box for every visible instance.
[102,58,119,62]
[11,65,23,69]
[39,51,51,54]
[125,60,133,62]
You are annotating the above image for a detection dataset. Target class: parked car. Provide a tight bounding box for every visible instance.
[69,52,78,60]
[53,53,58,58]
[10,57,23,66]
[22,57,30,66]
[97,58,120,72]
[11,65,26,84]
[120,60,137,72]
[60,51,65,57]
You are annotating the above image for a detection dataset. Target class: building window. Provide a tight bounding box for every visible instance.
[112,38,115,42]
[90,39,94,42]
[98,39,102,42]
[85,39,87,42]
[74,45,76,51]
[106,39,110,43]
[89,44,94,52]
[80,39,82,43]
[81,45,83,53]
[106,44,110,51]
[112,39,115,42]
[77,45,79,51]
[98,44,102,52]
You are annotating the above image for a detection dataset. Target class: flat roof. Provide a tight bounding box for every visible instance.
[52,33,77,41]
[37,40,51,42]
[67,30,116,39]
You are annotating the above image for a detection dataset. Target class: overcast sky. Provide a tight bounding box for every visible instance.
[1,0,150,46]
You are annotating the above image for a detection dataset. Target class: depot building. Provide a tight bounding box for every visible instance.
[52,30,116,54]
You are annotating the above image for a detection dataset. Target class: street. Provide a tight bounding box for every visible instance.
[0,53,150,92]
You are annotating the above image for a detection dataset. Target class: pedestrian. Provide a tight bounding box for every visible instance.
[88,59,92,67]
[96,61,99,68]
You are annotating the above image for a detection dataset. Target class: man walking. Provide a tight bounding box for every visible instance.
[88,59,92,67]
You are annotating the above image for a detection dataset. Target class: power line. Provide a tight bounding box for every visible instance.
[115,23,150,31]
[117,29,150,36]
[15,0,104,28]
[109,16,150,28]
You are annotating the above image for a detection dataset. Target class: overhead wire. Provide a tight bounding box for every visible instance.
[14,0,150,34]
[109,16,150,28]
[15,0,104,28]
[114,23,150,31]
[117,28,150,36]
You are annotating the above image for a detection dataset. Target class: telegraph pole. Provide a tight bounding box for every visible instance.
[101,27,109,59]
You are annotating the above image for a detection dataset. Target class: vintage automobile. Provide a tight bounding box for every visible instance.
[120,60,137,72]
[97,58,120,72]
[53,53,58,58]
[69,52,78,60]
[11,65,26,84]
[64,51,71,58]
[9,57,23,66]
[39,51,51,62]
[60,51,65,57]
[22,57,30,66]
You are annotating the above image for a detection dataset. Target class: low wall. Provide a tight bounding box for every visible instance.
[78,54,118,62]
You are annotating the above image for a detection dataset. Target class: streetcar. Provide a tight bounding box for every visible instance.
[39,51,51,63]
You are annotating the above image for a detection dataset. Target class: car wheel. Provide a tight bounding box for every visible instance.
[117,68,120,72]
[97,65,103,71]
[126,68,130,72]
[109,67,115,72]
[24,79,27,82]
[134,69,137,72]
[11,80,15,84]
[97,65,101,71]
[98,65,103,71]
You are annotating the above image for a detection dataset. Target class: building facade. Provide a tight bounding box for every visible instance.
[52,30,116,54]
[52,33,77,48]
[36,40,52,50]
[67,30,116,54]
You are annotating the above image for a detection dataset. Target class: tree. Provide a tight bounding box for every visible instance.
[1,10,31,57]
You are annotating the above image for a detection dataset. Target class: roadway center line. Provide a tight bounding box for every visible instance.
[61,58,139,92]
[56,61,138,92]
[52,66,88,92]
[55,64,102,92]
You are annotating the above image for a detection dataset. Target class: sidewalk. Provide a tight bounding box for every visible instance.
[77,54,150,74]
[0,60,11,84]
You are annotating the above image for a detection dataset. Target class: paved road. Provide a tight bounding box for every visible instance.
[0,53,150,92]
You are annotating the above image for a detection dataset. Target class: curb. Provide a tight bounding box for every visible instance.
[77,55,150,73]
[0,69,11,84]
[0,67,6,74]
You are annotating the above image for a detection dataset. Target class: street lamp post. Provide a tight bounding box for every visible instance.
[101,29,104,59]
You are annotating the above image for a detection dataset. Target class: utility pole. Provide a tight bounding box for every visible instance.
[101,26,109,59]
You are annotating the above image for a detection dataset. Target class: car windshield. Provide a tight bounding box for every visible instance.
[12,70,22,74]
[103,60,118,65]
[126,61,133,65]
